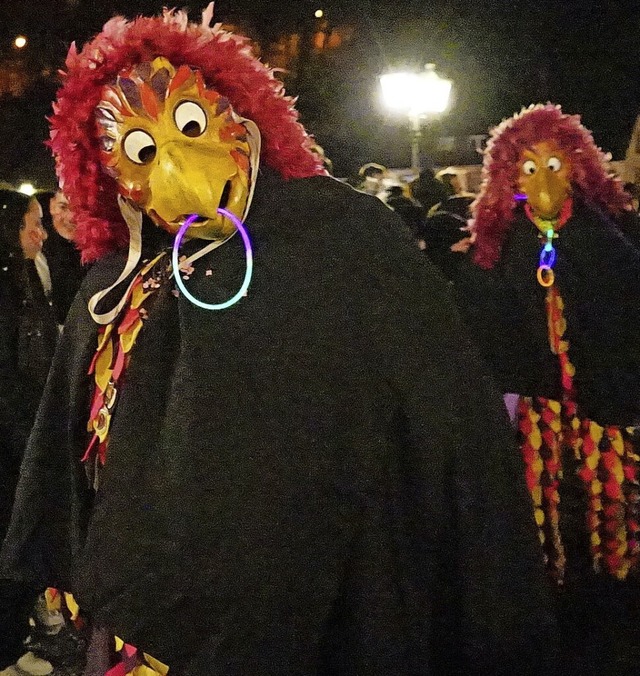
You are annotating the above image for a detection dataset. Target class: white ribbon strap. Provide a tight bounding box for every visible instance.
[87,196,143,325]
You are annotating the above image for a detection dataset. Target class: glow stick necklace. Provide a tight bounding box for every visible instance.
[172,208,253,310]
[537,226,557,287]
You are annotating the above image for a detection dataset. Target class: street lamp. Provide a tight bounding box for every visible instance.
[379,64,452,173]
[14,35,27,49]
[18,182,36,196]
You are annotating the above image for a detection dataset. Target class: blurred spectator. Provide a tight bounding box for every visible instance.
[0,190,59,669]
[385,185,427,239]
[411,167,450,213]
[357,162,387,196]
[435,194,474,220]
[418,196,474,283]
[38,190,86,325]
[310,143,334,176]
[435,168,460,197]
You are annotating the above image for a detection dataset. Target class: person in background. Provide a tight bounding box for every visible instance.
[435,169,459,197]
[415,174,475,282]
[456,104,640,674]
[38,190,86,325]
[616,183,640,251]
[417,208,474,283]
[436,167,470,198]
[357,162,387,197]
[411,167,451,214]
[384,185,427,240]
[309,143,334,176]
[0,190,59,670]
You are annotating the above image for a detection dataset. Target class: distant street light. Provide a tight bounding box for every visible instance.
[14,35,27,49]
[314,9,324,18]
[379,64,452,173]
[18,182,36,196]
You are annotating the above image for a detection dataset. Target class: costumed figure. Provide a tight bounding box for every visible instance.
[1,9,558,675]
[457,103,640,673]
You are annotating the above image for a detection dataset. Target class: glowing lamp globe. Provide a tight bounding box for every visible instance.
[18,182,36,196]
[379,64,452,172]
[380,64,451,118]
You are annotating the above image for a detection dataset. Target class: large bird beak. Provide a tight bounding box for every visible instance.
[524,169,570,220]
[146,140,248,239]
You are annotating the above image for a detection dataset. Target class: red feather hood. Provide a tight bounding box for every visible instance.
[50,8,326,262]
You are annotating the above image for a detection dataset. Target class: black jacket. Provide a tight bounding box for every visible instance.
[43,228,86,325]
[0,255,58,539]
[1,173,556,675]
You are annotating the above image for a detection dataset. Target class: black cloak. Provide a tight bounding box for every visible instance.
[1,172,556,675]
[455,198,640,674]
[456,199,640,427]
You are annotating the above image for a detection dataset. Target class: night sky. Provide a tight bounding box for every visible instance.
[0,0,638,183]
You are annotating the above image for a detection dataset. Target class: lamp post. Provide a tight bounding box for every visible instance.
[379,64,452,174]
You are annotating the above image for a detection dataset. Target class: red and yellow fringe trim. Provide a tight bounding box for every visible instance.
[45,593,168,675]
[517,286,640,582]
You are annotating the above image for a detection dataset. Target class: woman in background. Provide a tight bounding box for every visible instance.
[0,190,58,668]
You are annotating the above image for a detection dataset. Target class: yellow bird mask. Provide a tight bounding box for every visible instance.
[96,57,259,241]
[517,140,572,228]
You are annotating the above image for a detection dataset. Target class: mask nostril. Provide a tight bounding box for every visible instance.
[181,214,207,224]
[219,181,231,211]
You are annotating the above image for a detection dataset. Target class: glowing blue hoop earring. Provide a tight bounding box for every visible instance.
[172,208,253,310]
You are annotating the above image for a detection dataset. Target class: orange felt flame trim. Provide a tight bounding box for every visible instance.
[167,64,194,95]
[194,70,207,98]
[220,121,248,143]
[139,81,160,119]
[231,148,250,173]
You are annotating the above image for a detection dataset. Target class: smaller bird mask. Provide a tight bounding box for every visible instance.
[517,140,572,228]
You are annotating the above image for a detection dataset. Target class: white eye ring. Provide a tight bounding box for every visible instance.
[174,101,207,137]
[523,160,537,175]
[123,129,156,165]
[547,156,562,172]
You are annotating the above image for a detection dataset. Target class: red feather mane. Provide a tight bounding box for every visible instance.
[50,9,326,262]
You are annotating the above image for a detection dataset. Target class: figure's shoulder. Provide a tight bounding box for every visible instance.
[257,171,385,209]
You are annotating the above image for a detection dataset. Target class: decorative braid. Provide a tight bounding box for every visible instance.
[599,426,628,577]
[83,252,169,483]
[536,397,565,582]
[518,396,566,581]
[622,430,640,563]
[577,419,604,572]
[515,278,640,580]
